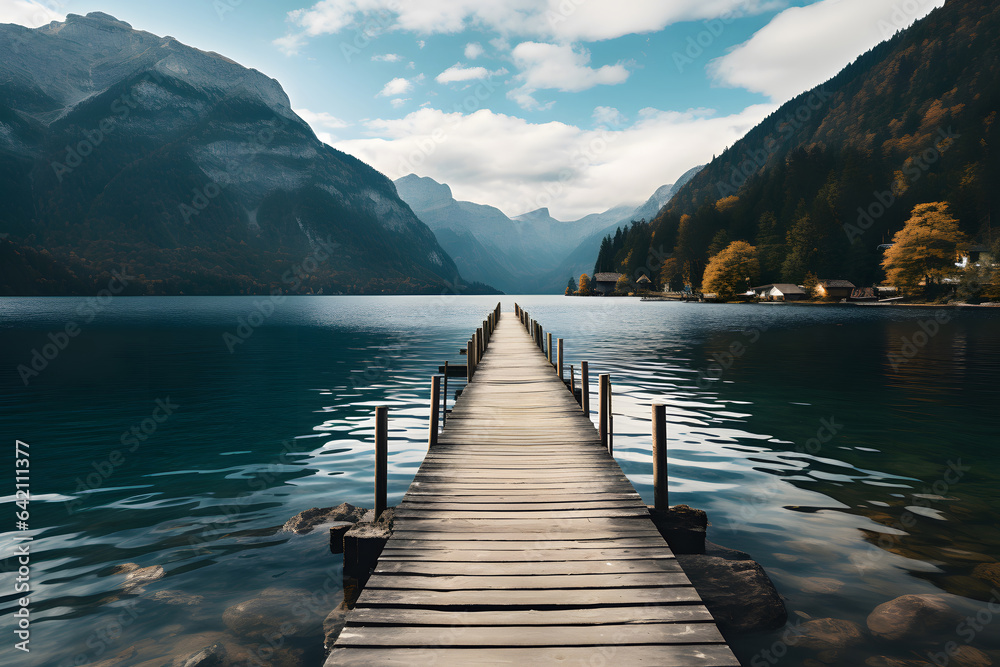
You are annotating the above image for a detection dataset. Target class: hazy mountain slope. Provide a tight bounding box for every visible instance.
[0,13,485,295]
[541,165,704,292]
[605,0,999,289]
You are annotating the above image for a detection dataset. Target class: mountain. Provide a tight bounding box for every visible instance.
[395,174,639,293]
[0,13,490,295]
[599,0,999,291]
[395,172,699,293]
[544,165,704,292]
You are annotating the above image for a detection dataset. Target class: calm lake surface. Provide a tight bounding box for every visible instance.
[2,295,999,666]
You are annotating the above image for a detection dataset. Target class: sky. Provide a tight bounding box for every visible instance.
[4,0,945,220]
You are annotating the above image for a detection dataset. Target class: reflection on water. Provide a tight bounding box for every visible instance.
[1,296,999,666]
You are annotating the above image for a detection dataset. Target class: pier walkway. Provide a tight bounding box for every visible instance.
[327,312,737,666]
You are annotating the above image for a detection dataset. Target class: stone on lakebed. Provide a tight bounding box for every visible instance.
[866,594,959,642]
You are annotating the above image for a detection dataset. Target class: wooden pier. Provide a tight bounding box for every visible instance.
[327,309,738,666]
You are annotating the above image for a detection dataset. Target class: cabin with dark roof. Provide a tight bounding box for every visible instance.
[816,279,856,300]
[593,272,623,295]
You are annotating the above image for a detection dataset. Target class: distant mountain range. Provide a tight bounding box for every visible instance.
[602,0,999,290]
[0,13,494,295]
[395,167,702,293]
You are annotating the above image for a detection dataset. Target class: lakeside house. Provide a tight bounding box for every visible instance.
[594,272,623,295]
[635,274,653,291]
[751,284,808,301]
[816,279,856,300]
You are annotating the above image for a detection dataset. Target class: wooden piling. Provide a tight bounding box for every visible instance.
[374,405,387,519]
[581,361,590,414]
[652,404,668,511]
[429,375,441,448]
[569,364,575,397]
[599,374,614,455]
[557,338,564,381]
[466,339,473,382]
[547,332,553,364]
[442,361,449,426]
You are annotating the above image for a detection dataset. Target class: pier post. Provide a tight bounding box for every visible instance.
[557,338,564,381]
[599,374,609,451]
[581,361,590,414]
[374,406,387,519]
[466,339,473,382]
[569,364,576,397]
[547,332,552,364]
[478,327,484,358]
[652,404,668,511]
[429,375,441,448]
[442,362,449,426]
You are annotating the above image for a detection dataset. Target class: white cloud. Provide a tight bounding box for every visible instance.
[372,53,403,62]
[709,0,944,101]
[435,63,507,85]
[377,77,414,97]
[0,0,63,28]
[295,108,350,144]
[593,106,627,129]
[509,42,629,110]
[391,98,410,108]
[464,42,484,59]
[276,0,782,53]
[274,33,307,56]
[334,104,776,219]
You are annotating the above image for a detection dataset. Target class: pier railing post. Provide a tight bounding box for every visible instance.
[581,361,590,414]
[374,405,387,520]
[467,339,474,382]
[599,374,613,454]
[442,361,449,426]
[547,332,552,364]
[557,338,564,381]
[599,373,609,451]
[652,404,668,511]
[429,375,441,448]
[478,326,485,357]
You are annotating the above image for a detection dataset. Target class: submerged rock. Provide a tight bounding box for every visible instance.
[947,646,993,667]
[864,657,932,667]
[175,642,227,667]
[222,588,315,641]
[114,563,166,592]
[676,541,786,633]
[866,594,958,642]
[281,503,370,534]
[148,590,205,606]
[323,601,350,654]
[973,563,1000,588]
[795,618,866,651]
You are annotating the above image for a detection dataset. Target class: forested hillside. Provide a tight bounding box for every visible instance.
[600,0,998,291]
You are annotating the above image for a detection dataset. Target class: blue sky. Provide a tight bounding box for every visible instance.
[6,0,943,219]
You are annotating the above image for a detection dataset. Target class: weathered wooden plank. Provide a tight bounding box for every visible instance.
[375,559,681,577]
[345,604,712,627]
[364,572,693,590]
[393,508,651,520]
[354,586,703,607]
[337,622,726,647]
[377,547,676,562]
[326,645,740,666]
[379,537,671,550]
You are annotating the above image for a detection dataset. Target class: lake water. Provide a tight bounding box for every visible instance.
[2,295,999,666]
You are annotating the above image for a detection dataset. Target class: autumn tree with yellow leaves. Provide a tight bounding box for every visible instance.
[882,202,967,295]
[702,241,760,300]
